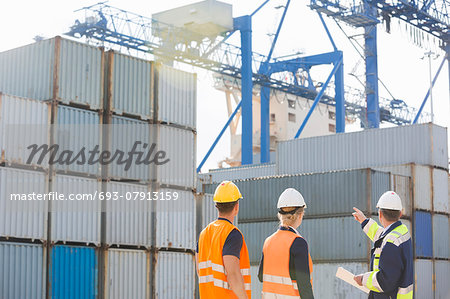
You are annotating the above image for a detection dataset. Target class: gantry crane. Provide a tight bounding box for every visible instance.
[310,0,449,128]
[66,1,430,171]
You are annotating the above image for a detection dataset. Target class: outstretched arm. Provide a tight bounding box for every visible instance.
[353,207,383,242]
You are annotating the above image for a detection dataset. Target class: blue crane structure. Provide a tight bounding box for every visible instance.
[65,2,430,171]
[310,0,449,128]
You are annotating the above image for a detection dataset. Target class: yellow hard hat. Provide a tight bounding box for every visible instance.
[213,181,243,203]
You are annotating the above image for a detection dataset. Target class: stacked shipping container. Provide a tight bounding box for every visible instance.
[199,123,449,298]
[0,37,197,298]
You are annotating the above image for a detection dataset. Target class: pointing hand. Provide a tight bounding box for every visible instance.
[352,207,366,224]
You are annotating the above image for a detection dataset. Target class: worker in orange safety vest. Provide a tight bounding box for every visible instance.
[258,188,314,299]
[196,181,251,299]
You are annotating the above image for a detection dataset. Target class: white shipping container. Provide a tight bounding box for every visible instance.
[105,249,149,299]
[105,181,152,246]
[108,116,150,181]
[0,167,47,240]
[0,93,50,167]
[0,242,46,299]
[250,265,262,298]
[155,189,196,249]
[313,262,369,299]
[54,105,101,175]
[108,51,153,119]
[415,259,433,299]
[156,125,195,188]
[433,169,449,213]
[155,251,195,299]
[0,37,103,109]
[435,260,450,299]
[391,175,412,217]
[277,123,448,175]
[204,163,277,184]
[50,174,101,244]
[155,64,196,129]
[413,165,432,211]
[201,193,217,228]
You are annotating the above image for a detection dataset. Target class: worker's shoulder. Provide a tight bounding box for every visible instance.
[291,236,308,251]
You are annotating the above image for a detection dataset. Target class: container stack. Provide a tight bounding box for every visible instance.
[0,37,197,298]
[198,123,449,298]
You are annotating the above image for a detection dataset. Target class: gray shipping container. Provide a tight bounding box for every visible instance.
[0,93,50,167]
[0,37,103,109]
[203,163,277,184]
[108,116,150,181]
[154,251,195,299]
[435,260,450,299]
[250,265,262,298]
[277,123,448,174]
[155,189,196,249]
[155,63,197,129]
[107,51,153,119]
[105,181,152,246]
[201,193,217,228]
[415,259,433,299]
[0,167,48,241]
[50,174,101,244]
[205,169,390,221]
[312,262,369,299]
[155,125,196,188]
[54,105,102,175]
[433,168,449,214]
[239,217,371,264]
[105,249,149,299]
[433,214,450,259]
[0,242,46,299]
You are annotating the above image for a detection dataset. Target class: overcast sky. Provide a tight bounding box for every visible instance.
[1,0,448,171]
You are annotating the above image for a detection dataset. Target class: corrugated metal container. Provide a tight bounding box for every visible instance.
[433,169,449,213]
[0,93,50,167]
[155,125,195,188]
[155,251,195,299]
[156,189,196,249]
[413,165,432,211]
[105,249,149,299]
[105,181,152,246]
[201,193,217,227]
[312,262,369,299]
[107,51,153,119]
[0,37,103,109]
[204,163,277,184]
[435,260,450,299]
[277,123,448,174]
[155,64,196,129]
[414,211,433,258]
[391,175,412,217]
[0,167,47,240]
[108,116,149,181]
[250,265,262,298]
[0,242,45,299]
[414,259,433,299]
[50,174,101,244]
[240,217,369,264]
[50,245,98,299]
[433,214,449,259]
[54,105,101,175]
[205,169,389,221]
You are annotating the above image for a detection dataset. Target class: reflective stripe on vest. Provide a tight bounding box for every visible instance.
[262,292,301,299]
[198,219,252,299]
[397,284,413,299]
[262,229,312,297]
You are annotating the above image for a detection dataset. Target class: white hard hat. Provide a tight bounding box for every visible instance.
[277,188,307,210]
[376,191,402,211]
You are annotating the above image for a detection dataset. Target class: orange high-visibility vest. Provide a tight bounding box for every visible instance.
[198,219,252,299]
[262,229,313,298]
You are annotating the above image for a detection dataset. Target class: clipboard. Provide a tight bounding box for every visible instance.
[335,267,370,294]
